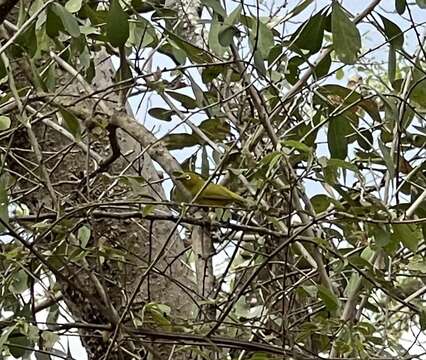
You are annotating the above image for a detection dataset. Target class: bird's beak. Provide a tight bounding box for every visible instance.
[172,171,185,180]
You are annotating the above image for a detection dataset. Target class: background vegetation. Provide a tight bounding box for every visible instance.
[0,0,426,359]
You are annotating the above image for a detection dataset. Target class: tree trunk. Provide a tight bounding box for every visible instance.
[3,8,193,360]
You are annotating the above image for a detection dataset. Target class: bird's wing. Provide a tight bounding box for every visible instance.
[201,184,245,203]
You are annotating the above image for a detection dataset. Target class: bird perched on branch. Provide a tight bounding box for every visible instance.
[172,171,246,207]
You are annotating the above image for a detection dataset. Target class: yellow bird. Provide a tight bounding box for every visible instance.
[172,171,246,207]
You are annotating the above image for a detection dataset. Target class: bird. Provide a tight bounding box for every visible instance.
[172,171,246,207]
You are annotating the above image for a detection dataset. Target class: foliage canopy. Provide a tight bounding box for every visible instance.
[0,0,426,359]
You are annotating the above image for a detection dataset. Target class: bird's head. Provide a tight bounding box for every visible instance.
[172,171,204,188]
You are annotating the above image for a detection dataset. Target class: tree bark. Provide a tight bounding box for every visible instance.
[3,9,193,360]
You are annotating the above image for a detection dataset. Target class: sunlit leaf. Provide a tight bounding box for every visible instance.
[0,116,11,131]
[77,225,91,248]
[65,0,83,13]
[393,223,422,252]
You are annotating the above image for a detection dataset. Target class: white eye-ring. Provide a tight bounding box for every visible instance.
[185,175,191,180]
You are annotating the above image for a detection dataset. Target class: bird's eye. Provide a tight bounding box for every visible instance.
[185,175,191,180]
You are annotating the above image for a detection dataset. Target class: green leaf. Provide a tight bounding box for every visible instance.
[253,48,266,76]
[9,270,28,294]
[161,133,201,150]
[249,353,269,360]
[167,32,213,64]
[225,4,242,26]
[16,22,37,57]
[0,325,17,352]
[378,140,395,180]
[50,3,80,38]
[310,194,331,213]
[251,19,274,59]
[106,0,129,47]
[315,84,381,123]
[60,109,81,140]
[115,54,133,84]
[410,62,426,109]
[388,45,396,84]
[314,52,332,79]
[166,91,197,109]
[393,223,422,252]
[331,2,361,65]
[0,176,9,233]
[0,55,6,79]
[318,285,340,312]
[344,273,361,297]
[292,12,326,54]
[372,224,391,248]
[327,158,358,172]
[201,146,209,179]
[143,204,155,216]
[201,0,226,17]
[41,331,59,350]
[420,310,426,331]
[328,116,351,159]
[201,65,225,83]
[8,333,33,359]
[416,0,426,8]
[209,14,227,56]
[199,117,230,141]
[218,25,240,47]
[158,43,186,65]
[395,0,406,14]
[46,304,59,327]
[379,14,404,49]
[0,115,11,131]
[65,0,83,13]
[288,0,314,19]
[281,140,312,153]
[148,108,175,121]
[77,225,91,248]
[44,63,57,91]
[46,5,63,38]
[216,4,242,47]
[285,56,304,85]
[128,19,157,48]
[407,256,426,273]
